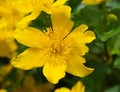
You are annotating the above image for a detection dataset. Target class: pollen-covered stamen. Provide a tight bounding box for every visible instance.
[50,40,72,57]
[51,40,61,54]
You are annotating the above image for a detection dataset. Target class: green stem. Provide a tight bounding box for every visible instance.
[102,1,110,63]
[102,1,107,29]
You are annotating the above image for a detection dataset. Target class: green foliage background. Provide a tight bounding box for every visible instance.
[0,0,120,92]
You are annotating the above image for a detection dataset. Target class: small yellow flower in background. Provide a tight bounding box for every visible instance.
[0,64,13,82]
[0,0,24,58]
[11,6,96,84]
[13,0,67,28]
[0,64,13,77]
[0,0,24,29]
[0,89,7,92]
[0,30,17,58]
[13,75,54,92]
[82,0,104,5]
[54,81,85,92]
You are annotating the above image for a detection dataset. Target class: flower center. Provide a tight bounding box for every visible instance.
[45,28,72,56]
[51,41,61,54]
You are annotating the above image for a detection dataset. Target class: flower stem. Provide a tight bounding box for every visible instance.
[102,1,110,63]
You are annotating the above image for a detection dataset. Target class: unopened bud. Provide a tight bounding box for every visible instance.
[107,13,118,23]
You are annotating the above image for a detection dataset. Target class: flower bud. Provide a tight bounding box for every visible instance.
[107,13,118,23]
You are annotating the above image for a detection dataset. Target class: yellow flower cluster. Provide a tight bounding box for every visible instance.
[12,0,67,28]
[11,0,96,85]
[0,0,24,58]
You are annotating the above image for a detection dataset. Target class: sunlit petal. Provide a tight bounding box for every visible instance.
[51,6,74,40]
[71,81,85,92]
[43,56,66,84]
[66,55,94,77]
[66,24,96,55]
[11,48,48,70]
[82,0,104,5]
[14,27,48,48]
[55,87,70,92]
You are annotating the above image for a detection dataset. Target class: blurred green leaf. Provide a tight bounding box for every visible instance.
[82,60,108,92]
[114,57,120,69]
[104,85,120,92]
[73,6,102,27]
[30,12,51,30]
[107,0,120,9]
[67,0,82,10]
[107,33,120,55]
[100,26,120,41]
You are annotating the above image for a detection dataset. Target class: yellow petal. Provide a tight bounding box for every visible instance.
[51,6,74,40]
[68,48,86,63]
[71,81,85,92]
[12,0,34,13]
[41,0,67,14]
[11,48,47,70]
[52,0,67,7]
[14,27,48,48]
[82,0,104,5]
[66,55,94,77]
[68,24,96,44]
[55,87,70,92]
[17,11,40,28]
[66,24,96,55]
[43,56,66,84]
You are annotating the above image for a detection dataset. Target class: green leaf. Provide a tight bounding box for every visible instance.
[104,85,120,92]
[67,0,82,11]
[107,33,120,55]
[114,57,120,69]
[107,0,120,9]
[73,6,102,27]
[82,60,108,92]
[100,26,120,41]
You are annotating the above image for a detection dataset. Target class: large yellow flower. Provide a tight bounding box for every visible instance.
[11,6,96,84]
[13,0,67,28]
[82,0,104,5]
[54,81,85,92]
[0,0,23,58]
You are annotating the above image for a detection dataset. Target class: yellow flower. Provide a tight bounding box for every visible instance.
[13,75,54,92]
[13,0,67,28]
[0,0,24,28]
[54,81,85,92]
[82,0,104,5]
[0,64,13,82]
[0,29,17,58]
[11,6,96,84]
[0,89,7,92]
[0,0,23,58]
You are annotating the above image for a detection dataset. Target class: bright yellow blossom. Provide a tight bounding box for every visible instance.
[54,81,85,92]
[11,6,96,84]
[82,0,104,5]
[0,0,23,58]
[13,0,67,28]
